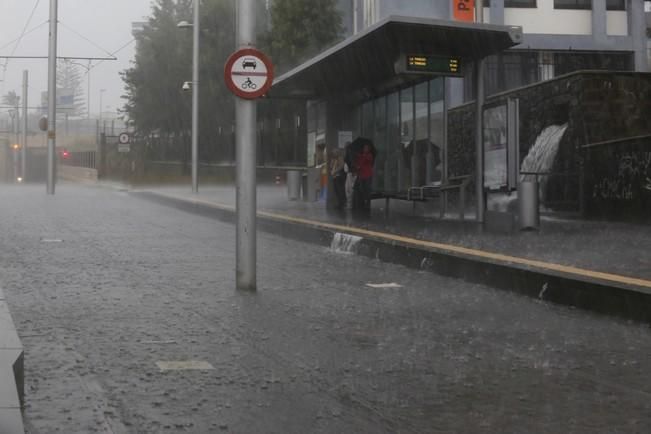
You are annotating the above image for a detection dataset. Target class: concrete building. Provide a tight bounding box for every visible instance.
[646,0,651,67]
[350,0,649,98]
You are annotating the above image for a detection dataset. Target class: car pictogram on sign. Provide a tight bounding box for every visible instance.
[242,58,257,70]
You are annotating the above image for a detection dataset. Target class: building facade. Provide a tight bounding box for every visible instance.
[646,0,651,67]
[351,0,649,98]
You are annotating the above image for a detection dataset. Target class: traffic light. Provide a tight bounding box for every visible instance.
[12,144,20,151]
[61,149,70,159]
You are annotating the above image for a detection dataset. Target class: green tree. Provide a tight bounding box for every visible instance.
[265,0,343,73]
[1,91,20,107]
[123,0,240,163]
[122,0,194,162]
[257,0,343,165]
[121,0,343,165]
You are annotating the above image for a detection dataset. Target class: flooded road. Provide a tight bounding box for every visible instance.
[0,184,650,433]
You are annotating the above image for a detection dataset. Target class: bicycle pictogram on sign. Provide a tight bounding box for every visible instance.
[241,77,257,90]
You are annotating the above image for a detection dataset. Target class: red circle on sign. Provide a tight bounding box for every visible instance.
[224,48,274,100]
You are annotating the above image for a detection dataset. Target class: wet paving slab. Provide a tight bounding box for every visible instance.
[0,184,650,433]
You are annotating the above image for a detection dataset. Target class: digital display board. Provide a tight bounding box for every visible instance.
[406,55,461,75]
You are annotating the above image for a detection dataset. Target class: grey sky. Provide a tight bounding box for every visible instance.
[0,0,154,117]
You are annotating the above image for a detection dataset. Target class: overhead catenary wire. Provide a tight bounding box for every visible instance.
[1,0,42,90]
[85,38,135,74]
[58,21,118,59]
[0,20,49,52]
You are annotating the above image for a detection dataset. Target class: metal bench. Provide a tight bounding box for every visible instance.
[406,175,472,220]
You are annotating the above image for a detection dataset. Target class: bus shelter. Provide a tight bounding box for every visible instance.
[270,16,522,219]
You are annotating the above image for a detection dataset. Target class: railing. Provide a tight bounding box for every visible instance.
[60,151,96,169]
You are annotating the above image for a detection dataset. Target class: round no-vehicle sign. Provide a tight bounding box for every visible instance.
[224,48,274,99]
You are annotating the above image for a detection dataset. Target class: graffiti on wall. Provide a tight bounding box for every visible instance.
[592,151,651,201]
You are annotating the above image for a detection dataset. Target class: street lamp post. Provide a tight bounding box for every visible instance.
[21,70,28,181]
[178,0,200,194]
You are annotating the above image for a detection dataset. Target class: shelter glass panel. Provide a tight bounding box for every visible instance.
[414,82,429,187]
[362,100,374,138]
[316,102,327,167]
[429,78,445,183]
[307,102,318,166]
[373,96,387,191]
[400,87,414,191]
[386,91,400,192]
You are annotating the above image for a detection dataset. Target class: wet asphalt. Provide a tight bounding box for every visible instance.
[1,183,650,433]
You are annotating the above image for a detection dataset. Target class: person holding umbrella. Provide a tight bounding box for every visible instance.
[352,137,376,212]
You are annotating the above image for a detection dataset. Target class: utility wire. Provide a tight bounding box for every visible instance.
[0,20,49,52]
[86,38,136,74]
[1,0,42,82]
[58,21,118,59]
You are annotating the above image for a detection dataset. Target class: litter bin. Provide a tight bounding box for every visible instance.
[518,179,540,230]
[304,167,321,202]
[287,170,301,201]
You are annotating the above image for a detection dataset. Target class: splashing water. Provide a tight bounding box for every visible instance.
[489,124,568,212]
[520,124,568,182]
[330,232,362,254]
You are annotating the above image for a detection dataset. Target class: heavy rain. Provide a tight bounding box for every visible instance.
[0,1,650,433]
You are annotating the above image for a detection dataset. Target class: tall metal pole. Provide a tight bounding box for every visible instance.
[236,0,257,291]
[21,70,28,181]
[191,0,200,193]
[87,60,91,120]
[46,0,58,195]
[99,89,104,123]
[475,0,485,223]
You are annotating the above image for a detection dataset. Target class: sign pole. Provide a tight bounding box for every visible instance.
[236,0,257,291]
[46,0,58,195]
[21,70,28,181]
[191,0,200,194]
[475,0,485,223]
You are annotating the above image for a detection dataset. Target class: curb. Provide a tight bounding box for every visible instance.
[134,191,651,324]
[0,288,25,434]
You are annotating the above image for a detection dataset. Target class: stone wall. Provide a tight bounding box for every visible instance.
[584,137,651,222]
[447,71,651,217]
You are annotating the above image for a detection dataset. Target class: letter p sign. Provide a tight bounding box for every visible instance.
[453,0,475,22]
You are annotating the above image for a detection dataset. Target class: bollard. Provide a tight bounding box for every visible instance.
[518,179,540,230]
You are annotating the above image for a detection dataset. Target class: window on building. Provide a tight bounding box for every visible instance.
[606,0,625,10]
[363,0,377,28]
[554,0,591,10]
[485,0,537,7]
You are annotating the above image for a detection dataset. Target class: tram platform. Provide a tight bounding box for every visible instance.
[131,183,651,321]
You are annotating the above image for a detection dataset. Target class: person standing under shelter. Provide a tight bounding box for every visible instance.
[354,141,375,211]
[343,141,356,209]
[330,149,347,210]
